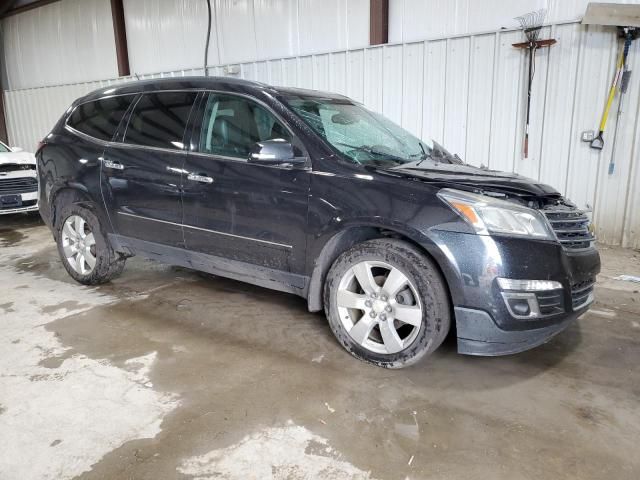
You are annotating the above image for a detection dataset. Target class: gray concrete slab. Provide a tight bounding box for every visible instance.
[1,213,639,480]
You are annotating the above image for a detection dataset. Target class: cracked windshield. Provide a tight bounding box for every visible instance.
[284,95,460,167]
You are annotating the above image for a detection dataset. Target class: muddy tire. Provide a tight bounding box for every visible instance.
[324,238,450,368]
[55,203,125,285]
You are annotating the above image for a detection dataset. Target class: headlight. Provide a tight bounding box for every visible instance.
[437,188,554,240]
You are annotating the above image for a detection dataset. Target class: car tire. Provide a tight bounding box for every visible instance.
[324,238,450,368]
[55,203,126,285]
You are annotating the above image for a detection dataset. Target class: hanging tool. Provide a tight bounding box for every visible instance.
[513,9,557,159]
[591,28,636,152]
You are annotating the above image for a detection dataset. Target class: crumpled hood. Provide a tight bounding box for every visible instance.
[386,161,560,197]
[0,151,36,166]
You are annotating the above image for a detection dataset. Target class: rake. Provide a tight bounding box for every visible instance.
[513,9,557,158]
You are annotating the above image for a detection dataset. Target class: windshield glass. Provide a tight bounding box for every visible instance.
[283,95,458,167]
[0,142,10,153]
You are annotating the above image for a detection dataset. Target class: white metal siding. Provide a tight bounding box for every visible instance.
[1,0,118,90]
[122,0,370,75]
[389,0,640,42]
[3,22,640,248]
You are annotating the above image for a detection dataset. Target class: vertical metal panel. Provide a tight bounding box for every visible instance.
[329,52,348,95]
[298,56,314,88]
[489,30,522,173]
[346,50,365,103]
[312,54,330,91]
[120,0,369,76]
[401,42,424,138]
[443,37,471,159]
[2,0,118,90]
[593,37,640,245]
[422,40,447,143]
[363,47,384,113]
[253,0,300,59]
[465,33,495,167]
[122,0,211,74]
[5,19,640,248]
[389,0,639,42]
[282,58,299,87]
[538,23,581,190]
[382,45,403,124]
[565,26,616,216]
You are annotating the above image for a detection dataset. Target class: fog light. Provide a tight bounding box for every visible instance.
[500,292,540,319]
[497,278,565,320]
[508,298,531,316]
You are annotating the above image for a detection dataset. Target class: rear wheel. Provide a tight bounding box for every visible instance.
[324,238,450,368]
[55,203,125,285]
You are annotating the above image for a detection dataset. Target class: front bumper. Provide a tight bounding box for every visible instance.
[455,307,582,356]
[0,190,39,215]
[426,230,600,356]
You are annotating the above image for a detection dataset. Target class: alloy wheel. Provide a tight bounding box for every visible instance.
[335,260,422,354]
[61,215,97,275]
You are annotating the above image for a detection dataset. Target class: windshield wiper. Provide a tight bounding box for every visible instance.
[334,142,407,163]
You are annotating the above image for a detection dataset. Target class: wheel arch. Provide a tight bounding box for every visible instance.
[49,185,96,230]
[306,224,459,313]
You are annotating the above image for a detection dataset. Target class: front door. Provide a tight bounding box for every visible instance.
[181,92,310,273]
[101,91,198,247]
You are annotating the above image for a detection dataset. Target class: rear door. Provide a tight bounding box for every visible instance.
[101,91,198,247]
[181,92,310,273]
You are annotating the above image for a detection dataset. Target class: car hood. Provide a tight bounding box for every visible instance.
[385,161,559,197]
[0,151,36,166]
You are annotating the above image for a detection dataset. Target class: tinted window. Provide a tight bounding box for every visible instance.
[68,95,135,141]
[198,93,291,158]
[124,91,197,150]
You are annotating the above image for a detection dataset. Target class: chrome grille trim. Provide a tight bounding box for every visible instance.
[542,206,595,250]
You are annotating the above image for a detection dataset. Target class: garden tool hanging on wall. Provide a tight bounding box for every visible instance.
[513,9,557,159]
[589,28,637,156]
[582,3,640,174]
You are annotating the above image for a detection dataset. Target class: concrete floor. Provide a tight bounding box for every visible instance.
[1,213,639,480]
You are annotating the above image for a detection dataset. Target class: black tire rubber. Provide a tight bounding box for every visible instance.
[324,238,451,368]
[55,203,126,285]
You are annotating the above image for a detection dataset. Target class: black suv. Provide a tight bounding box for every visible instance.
[37,77,600,368]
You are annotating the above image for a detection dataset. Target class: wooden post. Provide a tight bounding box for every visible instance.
[110,0,130,77]
[370,0,389,46]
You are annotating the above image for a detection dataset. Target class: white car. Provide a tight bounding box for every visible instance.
[0,140,39,215]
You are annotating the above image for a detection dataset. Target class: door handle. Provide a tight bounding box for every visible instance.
[101,158,124,170]
[187,173,214,184]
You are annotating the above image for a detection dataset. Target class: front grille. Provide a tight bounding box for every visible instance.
[535,290,565,316]
[0,177,38,195]
[543,207,595,250]
[0,164,34,174]
[571,278,595,310]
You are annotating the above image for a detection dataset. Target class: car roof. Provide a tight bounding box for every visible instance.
[77,76,350,105]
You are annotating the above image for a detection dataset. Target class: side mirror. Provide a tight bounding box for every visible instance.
[248,139,307,169]
[11,147,23,153]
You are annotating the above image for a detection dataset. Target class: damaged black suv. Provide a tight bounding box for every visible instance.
[37,77,600,368]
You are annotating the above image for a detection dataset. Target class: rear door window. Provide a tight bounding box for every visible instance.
[198,93,291,159]
[68,95,135,141]
[124,91,197,150]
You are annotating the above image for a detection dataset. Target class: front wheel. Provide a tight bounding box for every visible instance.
[55,203,126,285]
[324,239,451,368]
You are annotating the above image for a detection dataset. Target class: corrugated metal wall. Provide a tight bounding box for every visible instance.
[1,0,369,90]
[123,0,369,74]
[390,0,640,42]
[3,21,640,247]
[1,0,118,90]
